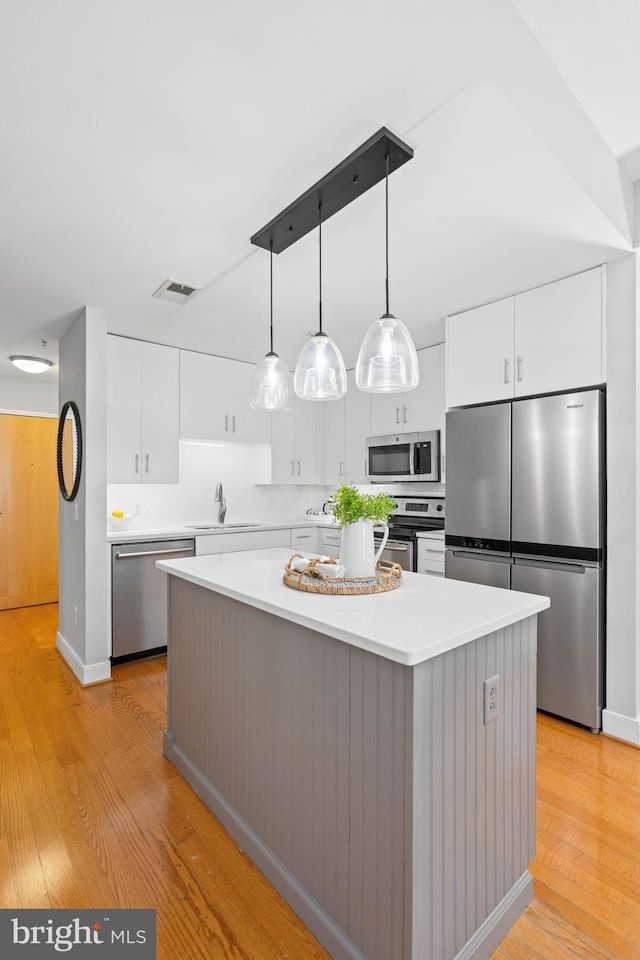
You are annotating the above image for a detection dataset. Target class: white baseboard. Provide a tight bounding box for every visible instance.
[56,631,112,686]
[602,709,640,746]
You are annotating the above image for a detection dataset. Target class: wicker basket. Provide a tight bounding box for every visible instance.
[283,554,402,595]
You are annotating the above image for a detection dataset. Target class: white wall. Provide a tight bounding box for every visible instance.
[57,307,110,684]
[604,253,640,743]
[0,374,58,415]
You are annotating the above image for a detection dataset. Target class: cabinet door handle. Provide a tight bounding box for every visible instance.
[504,358,510,384]
[225,414,229,432]
[290,460,295,476]
[297,461,301,476]
[296,533,312,540]
[339,460,344,476]
[232,414,236,433]
[517,356,524,382]
[396,406,401,424]
[403,405,408,424]
[135,454,139,474]
[145,453,149,474]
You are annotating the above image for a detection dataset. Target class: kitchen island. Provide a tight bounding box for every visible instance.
[158,548,549,960]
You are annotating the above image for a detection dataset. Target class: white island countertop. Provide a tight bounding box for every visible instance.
[157,548,549,666]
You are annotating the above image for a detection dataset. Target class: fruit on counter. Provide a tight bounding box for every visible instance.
[111,510,124,518]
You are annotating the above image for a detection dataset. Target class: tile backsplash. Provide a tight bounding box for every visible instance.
[106,440,445,527]
[107,440,333,524]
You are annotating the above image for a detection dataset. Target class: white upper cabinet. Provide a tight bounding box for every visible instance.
[514,267,604,397]
[179,350,271,443]
[370,345,445,436]
[446,299,515,408]
[322,397,346,488]
[446,267,605,408]
[344,369,370,484]
[271,397,319,485]
[107,336,179,484]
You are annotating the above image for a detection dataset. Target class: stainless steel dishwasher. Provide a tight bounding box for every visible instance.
[111,539,195,664]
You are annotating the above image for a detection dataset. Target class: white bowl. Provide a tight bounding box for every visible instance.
[108,514,133,531]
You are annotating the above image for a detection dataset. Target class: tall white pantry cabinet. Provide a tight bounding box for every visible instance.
[106,335,180,484]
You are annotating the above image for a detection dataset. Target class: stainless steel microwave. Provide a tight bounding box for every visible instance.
[365,431,441,482]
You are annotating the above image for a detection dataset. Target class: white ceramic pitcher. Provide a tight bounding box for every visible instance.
[339,519,389,579]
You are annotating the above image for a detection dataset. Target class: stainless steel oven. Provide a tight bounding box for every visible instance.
[374,496,445,571]
[366,431,441,482]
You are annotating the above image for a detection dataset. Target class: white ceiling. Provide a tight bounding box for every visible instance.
[0,0,638,385]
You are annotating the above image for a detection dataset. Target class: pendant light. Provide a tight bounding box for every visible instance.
[293,203,347,401]
[356,153,419,393]
[249,242,293,411]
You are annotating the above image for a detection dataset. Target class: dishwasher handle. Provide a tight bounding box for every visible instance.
[114,547,194,560]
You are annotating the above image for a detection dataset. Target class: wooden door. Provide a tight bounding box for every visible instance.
[0,415,58,609]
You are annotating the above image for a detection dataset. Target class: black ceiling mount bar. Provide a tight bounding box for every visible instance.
[250,127,414,254]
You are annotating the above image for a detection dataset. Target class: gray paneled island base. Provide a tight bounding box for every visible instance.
[159,549,549,960]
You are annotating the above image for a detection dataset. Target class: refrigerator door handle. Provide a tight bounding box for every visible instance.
[514,557,586,574]
[451,550,513,564]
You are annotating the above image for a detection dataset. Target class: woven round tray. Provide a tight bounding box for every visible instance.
[283,554,402,595]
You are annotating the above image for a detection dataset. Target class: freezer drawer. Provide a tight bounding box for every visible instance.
[511,558,603,730]
[445,548,512,589]
[111,539,195,663]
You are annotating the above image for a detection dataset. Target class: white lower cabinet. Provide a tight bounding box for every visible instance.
[290,527,319,553]
[195,529,291,556]
[417,535,445,577]
[319,527,342,559]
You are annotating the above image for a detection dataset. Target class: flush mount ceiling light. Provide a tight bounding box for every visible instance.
[10,355,54,374]
[250,127,414,401]
[293,203,346,401]
[249,242,293,411]
[356,153,419,393]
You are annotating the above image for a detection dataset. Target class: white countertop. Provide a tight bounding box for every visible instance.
[107,515,335,543]
[157,547,548,666]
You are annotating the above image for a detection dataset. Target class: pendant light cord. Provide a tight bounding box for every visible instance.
[385,152,390,315]
[269,241,274,354]
[318,202,323,334]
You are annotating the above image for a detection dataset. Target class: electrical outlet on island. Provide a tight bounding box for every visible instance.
[484,674,500,725]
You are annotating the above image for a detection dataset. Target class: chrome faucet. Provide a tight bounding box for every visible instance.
[214,482,227,524]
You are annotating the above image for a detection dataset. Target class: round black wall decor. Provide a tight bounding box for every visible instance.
[57,400,83,502]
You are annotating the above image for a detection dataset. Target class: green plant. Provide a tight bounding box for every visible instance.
[329,484,396,526]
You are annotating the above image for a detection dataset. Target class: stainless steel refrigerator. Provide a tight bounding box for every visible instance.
[445,389,605,731]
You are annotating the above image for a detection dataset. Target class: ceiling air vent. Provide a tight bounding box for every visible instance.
[152,278,202,305]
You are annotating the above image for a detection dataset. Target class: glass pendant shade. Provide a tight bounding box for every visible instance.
[356,313,419,393]
[249,243,293,411]
[249,351,293,410]
[294,331,347,401]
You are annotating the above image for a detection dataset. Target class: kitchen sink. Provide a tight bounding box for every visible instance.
[184,523,262,530]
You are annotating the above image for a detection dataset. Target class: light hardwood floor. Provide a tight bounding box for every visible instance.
[1,604,638,960]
